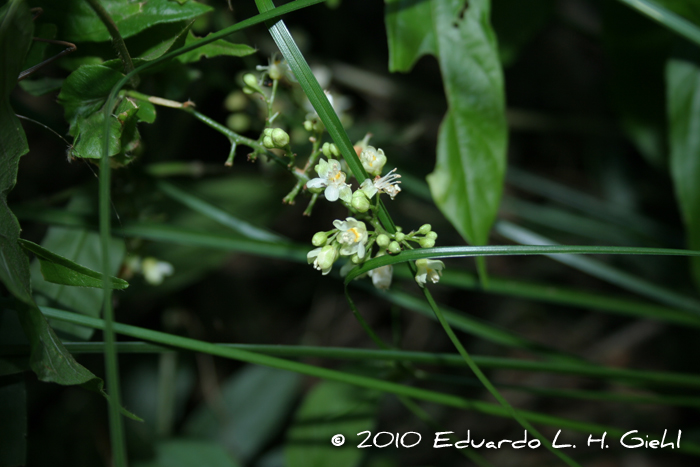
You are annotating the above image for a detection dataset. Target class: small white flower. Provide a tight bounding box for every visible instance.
[307,158,352,203]
[141,257,174,285]
[359,146,387,176]
[369,264,393,290]
[256,53,296,82]
[333,217,369,259]
[414,258,445,288]
[307,244,338,275]
[360,168,402,200]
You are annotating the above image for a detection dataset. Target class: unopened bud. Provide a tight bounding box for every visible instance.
[388,241,401,254]
[322,142,332,157]
[395,232,405,242]
[330,143,340,156]
[351,190,370,212]
[271,128,290,147]
[303,120,314,132]
[426,231,438,240]
[376,234,390,247]
[419,237,435,249]
[243,73,263,94]
[312,231,328,247]
[419,224,432,235]
[263,135,274,148]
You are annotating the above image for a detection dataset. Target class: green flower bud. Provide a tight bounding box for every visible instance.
[271,128,290,147]
[322,142,331,157]
[419,224,432,235]
[316,244,337,271]
[376,234,390,247]
[388,241,401,254]
[419,237,435,248]
[395,232,405,242]
[351,254,363,264]
[330,143,340,156]
[351,190,370,212]
[243,73,263,94]
[312,231,328,247]
[426,231,438,240]
[303,120,314,132]
[263,128,273,136]
[242,87,254,95]
[263,135,274,148]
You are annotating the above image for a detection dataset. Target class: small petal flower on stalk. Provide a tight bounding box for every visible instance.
[333,217,369,259]
[256,53,296,82]
[360,168,402,200]
[368,252,393,290]
[141,257,174,286]
[306,158,352,203]
[414,259,445,288]
[359,145,387,176]
[307,244,338,275]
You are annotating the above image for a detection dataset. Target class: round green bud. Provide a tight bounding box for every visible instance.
[388,241,401,254]
[419,224,432,235]
[395,232,405,242]
[351,254,363,264]
[271,128,290,147]
[317,245,337,271]
[263,135,274,148]
[396,226,403,232]
[243,73,263,93]
[376,234,390,247]
[330,143,340,157]
[312,231,328,247]
[263,128,273,137]
[303,120,314,132]
[351,190,370,212]
[426,231,438,240]
[242,87,254,95]
[322,142,331,157]
[419,237,435,249]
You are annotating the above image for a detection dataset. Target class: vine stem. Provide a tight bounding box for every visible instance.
[84,0,138,87]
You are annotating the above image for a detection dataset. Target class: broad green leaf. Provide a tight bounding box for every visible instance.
[667,54,700,288]
[71,109,123,158]
[20,238,127,289]
[0,0,34,306]
[602,1,672,168]
[17,77,63,96]
[184,365,300,463]
[385,0,435,71]
[176,32,257,64]
[57,64,124,134]
[71,97,143,163]
[39,0,212,42]
[16,302,142,421]
[0,374,26,467]
[387,0,507,247]
[285,380,379,467]
[29,193,126,340]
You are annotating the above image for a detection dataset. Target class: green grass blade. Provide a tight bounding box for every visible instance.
[39,307,700,454]
[419,285,582,467]
[9,339,700,389]
[495,220,700,314]
[400,268,700,329]
[616,0,700,47]
[155,180,288,243]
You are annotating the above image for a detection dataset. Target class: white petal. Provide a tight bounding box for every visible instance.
[306,178,326,189]
[325,185,339,202]
[339,185,352,203]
